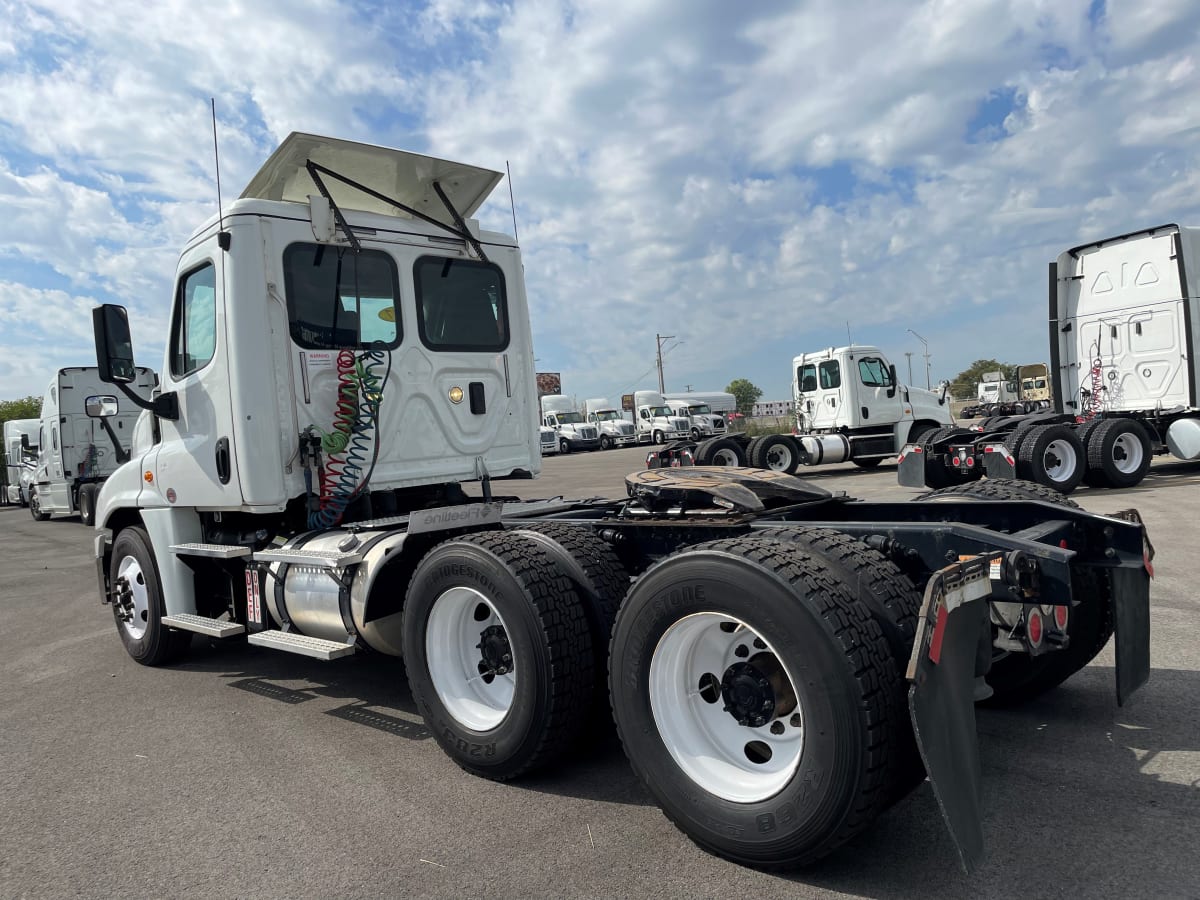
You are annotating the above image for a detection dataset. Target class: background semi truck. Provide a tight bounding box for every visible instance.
[3,418,39,506]
[88,132,1151,874]
[960,363,1053,418]
[28,366,155,524]
[632,390,690,443]
[583,398,637,450]
[541,394,601,452]
[902,224,1200,494]
[651,346,954,472]
[662,391,733,440]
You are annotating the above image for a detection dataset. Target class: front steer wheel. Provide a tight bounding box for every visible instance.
[609,538,903,869]
[402,531,594,781]
[110,526,191,666]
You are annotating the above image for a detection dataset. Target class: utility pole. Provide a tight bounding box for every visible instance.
[656,333,675,393]
[904,352,914,385]
[908,329,931,390]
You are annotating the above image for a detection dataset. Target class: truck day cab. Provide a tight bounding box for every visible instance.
[541,394,601,452]
[584,398,637,450]
[633,390,690,444]
[662,392,732,440]
[89,133,1152,874]
[901,224,1200,494]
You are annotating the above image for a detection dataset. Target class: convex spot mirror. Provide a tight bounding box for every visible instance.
[86,395,119,418]
[92,304,137,384]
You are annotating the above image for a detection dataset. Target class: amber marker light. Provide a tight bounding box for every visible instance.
[144,471,154,483]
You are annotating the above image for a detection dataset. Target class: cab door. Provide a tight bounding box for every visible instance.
[150,245,243,508]
[806,359,845,430]
[856,355,899,424]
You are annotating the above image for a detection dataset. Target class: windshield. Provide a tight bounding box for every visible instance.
[594,411,621,421]
[687,404,712,415]
[557,411,584,424]
[1021,379,1034,391]
[649,406,671,417]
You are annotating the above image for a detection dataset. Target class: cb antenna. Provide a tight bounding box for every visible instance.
[211,98,230,251]
[506,160,519,244]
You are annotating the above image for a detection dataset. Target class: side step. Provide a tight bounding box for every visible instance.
[247,630,357,661]
[162,614,245,638]
[253,547,364,568]
[170,542,252,559]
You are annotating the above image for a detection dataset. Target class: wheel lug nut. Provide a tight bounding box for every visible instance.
[770,722,785,735]
[734,644,749,658]
[790,714,802,728]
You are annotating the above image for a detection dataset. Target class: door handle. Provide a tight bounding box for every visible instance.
[215,437,231,485]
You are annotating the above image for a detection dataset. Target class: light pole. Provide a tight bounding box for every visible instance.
[907,329,931,390]
[656,333,676,393]
[904,351,914,385]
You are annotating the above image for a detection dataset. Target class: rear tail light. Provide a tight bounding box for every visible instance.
[1053,604,1069,630]
[1026,608,1044,648]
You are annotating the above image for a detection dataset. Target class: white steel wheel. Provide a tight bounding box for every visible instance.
[1109,431,1144,475]
[649,612,804,803]
[425,586,516,732]
[763,443,794,472]
[711,447,740,466]
[114,554,151,640]
[1041,437,1079,484]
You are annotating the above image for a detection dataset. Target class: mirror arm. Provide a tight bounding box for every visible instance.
[112,381,179,421]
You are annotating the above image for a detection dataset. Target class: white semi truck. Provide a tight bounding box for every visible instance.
[3,418,39,506]
[662,392,732,440]
[632,390,690,444]
[902,224,1200,493]
[654,346,954,472]
[583,398,637,449]
[541,394,601,452]
[87,132,1152,874]
[27,366,155,524]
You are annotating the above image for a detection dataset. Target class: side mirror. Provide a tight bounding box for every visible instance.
[93,305,137,385]
[85,395,119,418]
[887,364,898,398]
[938,381,950,405]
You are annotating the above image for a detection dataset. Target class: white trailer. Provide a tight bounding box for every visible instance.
[3,418,39,506]
[541,394,600,452]
[86,132,1152,875]
[584,398,637,449]
[27,367,155,524]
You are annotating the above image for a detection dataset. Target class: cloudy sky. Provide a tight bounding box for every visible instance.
[1,0,1198,405]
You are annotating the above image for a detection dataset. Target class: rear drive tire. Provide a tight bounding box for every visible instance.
[696,437,746,467]
[1017,424,1084,493]
[110,526,191,666]
[511,523,628,741]
[609,538,902,869]
[750,434,798,474]
[403,532,594,780]
[1083,419,1152,489]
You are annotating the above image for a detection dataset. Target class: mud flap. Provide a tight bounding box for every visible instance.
[980,443,1016,479]
[896,444,928,487]
[907,554,1000,874]
[1111,566,1151,706]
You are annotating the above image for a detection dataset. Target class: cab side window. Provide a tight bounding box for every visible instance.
[819,360,841,389]
[858,358,892,387]
[170,262,218,378]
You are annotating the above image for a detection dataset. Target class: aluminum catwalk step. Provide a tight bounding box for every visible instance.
[246,630,357,661]
[161,614,246,638]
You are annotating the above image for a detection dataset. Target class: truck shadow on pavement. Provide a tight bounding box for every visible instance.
[171,639,1200,893]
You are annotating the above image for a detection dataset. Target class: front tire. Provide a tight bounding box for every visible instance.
[600,434,612,451]
[78,484,98,526]
[29,488,50,521]
[110,526,191,665]
[653,430,665,445]
[403,532,594,780]
[609,538,902,868]
[559,438,571,454]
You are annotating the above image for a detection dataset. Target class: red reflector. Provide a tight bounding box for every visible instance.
[1027,608,1044,647]
[914,446,923,454]
[929,603,949,663]
[984,445,993,453]
[1060,540,1068,549]
[1054,604,1069,629]
[1145,553,1155,578]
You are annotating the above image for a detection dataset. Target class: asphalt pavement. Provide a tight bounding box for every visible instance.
[1,451,1197,899]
